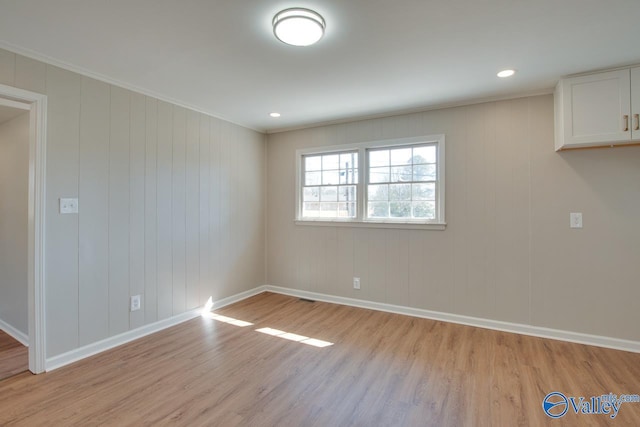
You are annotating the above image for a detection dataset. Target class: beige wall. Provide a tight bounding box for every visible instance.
[266,95,640,342]
[0,111,29,335]
[0,48,266,358]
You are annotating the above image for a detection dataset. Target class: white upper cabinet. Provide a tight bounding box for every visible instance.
[631,67,640,139]
[554,68,640,150]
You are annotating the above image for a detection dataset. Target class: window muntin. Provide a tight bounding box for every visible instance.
[301,151,358,219]
[366,144,438,220]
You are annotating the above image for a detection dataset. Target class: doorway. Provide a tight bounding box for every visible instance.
[0,103,30,379]
[0,84,47,375]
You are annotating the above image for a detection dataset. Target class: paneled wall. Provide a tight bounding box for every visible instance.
[0,48,266,358]
[0,112,29,335]
[266,95,640,342]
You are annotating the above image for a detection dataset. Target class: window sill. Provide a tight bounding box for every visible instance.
[294,219,446,230]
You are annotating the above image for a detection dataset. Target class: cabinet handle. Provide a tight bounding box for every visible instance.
[634,114,640,131]
[623,115,629,132]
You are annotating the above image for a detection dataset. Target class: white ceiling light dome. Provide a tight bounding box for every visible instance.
[497,69,516,78]
[273,8,325,47]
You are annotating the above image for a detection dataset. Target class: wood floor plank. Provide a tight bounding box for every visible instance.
[1,292,639,426]
[0,330,28,381]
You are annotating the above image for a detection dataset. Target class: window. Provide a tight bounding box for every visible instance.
[367,144,437,220]
[296,135,445,229]
[301,151,358,219]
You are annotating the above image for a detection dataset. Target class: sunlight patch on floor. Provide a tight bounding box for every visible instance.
[255,327,333,347]
[204,312,254,327]
[201,297,254,327]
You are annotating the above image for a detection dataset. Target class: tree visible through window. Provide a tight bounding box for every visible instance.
[367,144,437,220]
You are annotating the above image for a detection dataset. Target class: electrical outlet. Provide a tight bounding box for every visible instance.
[130,295,141,312]
[570,212,583,229]
[353,277,360,290]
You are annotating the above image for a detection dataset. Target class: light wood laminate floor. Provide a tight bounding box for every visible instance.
[1,292,639,426]
[0,330,28,381]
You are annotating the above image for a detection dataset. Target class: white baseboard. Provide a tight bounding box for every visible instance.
[209,286,267,310]
[45,286,268,372]
[0,318,29,347]
[264,285,640,354]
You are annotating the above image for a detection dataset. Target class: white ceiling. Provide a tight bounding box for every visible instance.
[1,0,639,133]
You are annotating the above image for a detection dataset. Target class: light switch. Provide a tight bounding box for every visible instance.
[59,198,79,214]
[570,212,583,229]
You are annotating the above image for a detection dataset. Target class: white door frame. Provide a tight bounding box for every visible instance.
[0,83,47,373]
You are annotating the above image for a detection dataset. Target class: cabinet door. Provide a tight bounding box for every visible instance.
[631,67,640,141]
[561,70,631,148]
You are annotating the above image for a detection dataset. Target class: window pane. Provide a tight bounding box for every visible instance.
[340,152,357,169]
[338,185,356,202]
[390,148,412,166]
[344,202,356,218]
[369,150,389,167]
[413,164,436,181]
[303,202,321,216]
[303,187,320,202]
[413,145,436,164]
[412,201,435,219]
[320,186,337,202]
[390,201,411,218]
[323,170,340,185]
[337,202,356,218]
[368,184,388,201]
[389,166,412,183]
[369,167,389,183]
[321,202,339,212]
[305,155,322,171]
[388,183,411,201]
[322,154,340,170]
[412,183,435,201]
[368,201,389,218]
[339,168,358,184]
[305,171,321,185]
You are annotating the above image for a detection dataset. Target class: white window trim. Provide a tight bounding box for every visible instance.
[295,134,446,230]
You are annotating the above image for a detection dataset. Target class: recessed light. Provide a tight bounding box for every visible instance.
[273,8,325,46]
[270,112,281,118]
[497,69,516,78]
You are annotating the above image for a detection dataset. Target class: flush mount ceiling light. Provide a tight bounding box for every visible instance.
[273,8,325,46]
[269,112,281,118]
[497,69,516,78]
